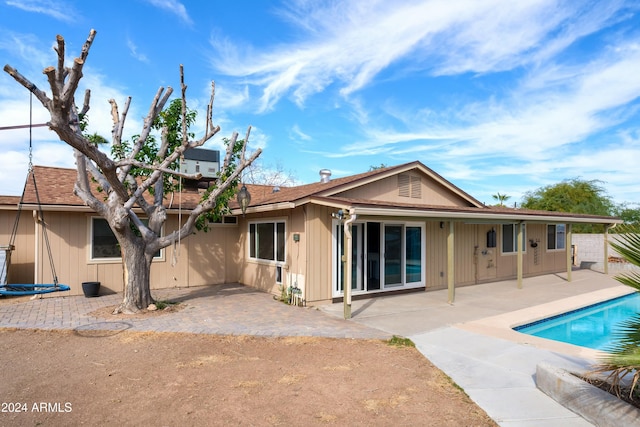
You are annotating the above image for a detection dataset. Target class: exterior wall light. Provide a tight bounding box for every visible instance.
[237,184,251,216]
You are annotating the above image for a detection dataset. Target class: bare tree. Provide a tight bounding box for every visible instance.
[4,30,261,313]
[242,158,299,187]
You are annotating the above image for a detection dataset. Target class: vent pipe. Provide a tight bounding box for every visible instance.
[319,169,332,183]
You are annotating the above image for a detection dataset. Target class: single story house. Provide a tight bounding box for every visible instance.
[0,161,622,305]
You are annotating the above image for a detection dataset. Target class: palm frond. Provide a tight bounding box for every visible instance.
[593,224,640,398]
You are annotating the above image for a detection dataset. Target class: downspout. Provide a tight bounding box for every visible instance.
[343,209,356,319]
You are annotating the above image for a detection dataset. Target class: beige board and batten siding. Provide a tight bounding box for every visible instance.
[236,208,298,296]
[494,223,566,280]
[19,211,241,296]
[335,172,474,207]
[425,222,566,290]
[425,221,448,290]
[0,208,36,284]
[304,204,334,304]
[184,217,240,288]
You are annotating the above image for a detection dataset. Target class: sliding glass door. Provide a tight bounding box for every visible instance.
[333,220,424,296]
[384,225,403,287]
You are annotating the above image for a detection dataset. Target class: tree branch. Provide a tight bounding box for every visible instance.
[3,65,51,108]
[58,30,96,112]
[120,87,173,180]
[54,34,65,81]
[158,131,262,248]
[79,89,91,117]
[114,158,202,180]
[73,151,106,215]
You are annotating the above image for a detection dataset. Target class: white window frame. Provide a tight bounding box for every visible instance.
[547,224,566,251]
[89,216,164,263]
[209,216,238,226]
[247,218,287,265]
[331,220,425,297]
[501,223,527,254]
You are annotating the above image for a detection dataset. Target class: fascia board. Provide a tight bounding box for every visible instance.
[352,206,623,224]
[230,202,296,215]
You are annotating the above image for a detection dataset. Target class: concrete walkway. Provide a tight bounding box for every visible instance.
[0,269,634,426]
[320,269,634,426]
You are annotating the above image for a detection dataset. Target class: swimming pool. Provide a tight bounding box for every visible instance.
[514,292,640,351]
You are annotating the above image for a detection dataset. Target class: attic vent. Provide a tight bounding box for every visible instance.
[398,174,421,199]
[319,169,332,183]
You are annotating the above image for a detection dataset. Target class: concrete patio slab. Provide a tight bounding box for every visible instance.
[319,269,635,426]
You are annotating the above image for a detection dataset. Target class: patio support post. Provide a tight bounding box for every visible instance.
[604,224,610,275]
[517,221,523,289]
[566,223,572,282]
[447,221,455,303]
[343,211,356,319]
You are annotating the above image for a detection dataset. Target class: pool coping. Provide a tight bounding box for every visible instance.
[455,285,635,361]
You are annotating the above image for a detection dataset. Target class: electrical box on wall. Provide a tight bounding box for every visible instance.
[293,233,300,242]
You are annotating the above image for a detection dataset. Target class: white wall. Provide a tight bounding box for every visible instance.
[572,233,638,272]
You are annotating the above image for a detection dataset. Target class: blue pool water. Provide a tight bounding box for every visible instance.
[514,293,640,351]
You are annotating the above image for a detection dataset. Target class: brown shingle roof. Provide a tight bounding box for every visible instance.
[20,166,219,209]
[6,164,621,224]
[244,161,483,207]
[0,195,20,205]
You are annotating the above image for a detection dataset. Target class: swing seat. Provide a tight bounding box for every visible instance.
[0,283,70,296]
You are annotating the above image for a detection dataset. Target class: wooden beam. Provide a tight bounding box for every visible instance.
[517,222,523,289]
[566,223,572,282]
[343,213,356,319]
[447,221,455,303]
[604,224,610,275]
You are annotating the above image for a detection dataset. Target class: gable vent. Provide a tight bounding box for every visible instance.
[398,174,410,197]
[398,173,421,199]
[411,175,421,198]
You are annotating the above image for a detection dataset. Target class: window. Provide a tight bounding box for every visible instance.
[91,218,120,259]
[90,217,162,260]
[502,223,526,253]
[547,224,566,250]
[249,220,285,262]
[209,216,238,225]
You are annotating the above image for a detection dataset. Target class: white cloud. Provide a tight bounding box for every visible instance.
[209,0,630,112]
[5,0,79,22]
[144,0,193,26]
[126,38,149,63]
[289,124,312,142]
[325,40,640,165]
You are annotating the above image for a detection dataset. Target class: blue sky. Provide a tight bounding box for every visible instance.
[1,1,639,208]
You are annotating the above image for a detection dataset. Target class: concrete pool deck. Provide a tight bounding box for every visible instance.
[320,269,637,426]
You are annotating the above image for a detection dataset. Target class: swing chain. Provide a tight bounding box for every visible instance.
[28,92,34,173]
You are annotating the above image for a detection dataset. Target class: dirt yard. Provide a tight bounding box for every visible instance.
[0,327,496,426]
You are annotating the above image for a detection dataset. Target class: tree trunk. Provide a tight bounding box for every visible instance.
[113,240,154,314]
